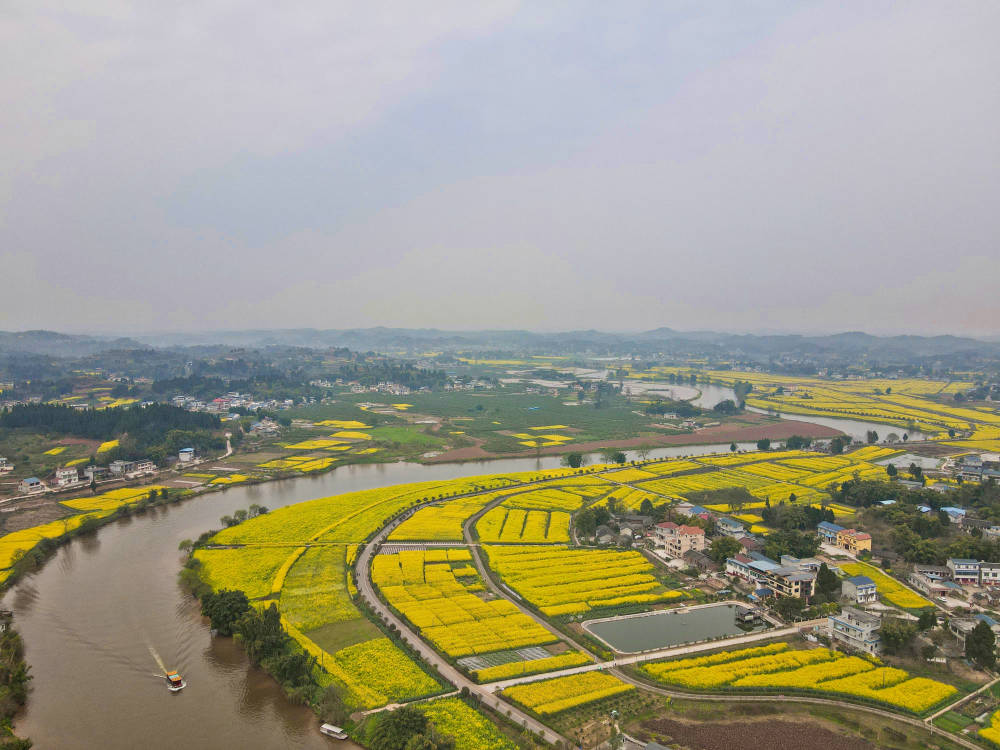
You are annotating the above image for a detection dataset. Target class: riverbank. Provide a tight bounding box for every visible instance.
[425,417,843,463]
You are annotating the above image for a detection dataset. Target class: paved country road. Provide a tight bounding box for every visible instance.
[355,512,569,746]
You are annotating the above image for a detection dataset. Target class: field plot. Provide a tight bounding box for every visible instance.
[60,486,166,512]
[372,549,557,657]
[193,546,294,599]
[502,671,633,715]
[484,545,682,616]
[388,492,503,542]
[640,642,956,713]
[417,697,517,750]
[476,507,571,543]
[473,651,592,682]
[839,561,933,610]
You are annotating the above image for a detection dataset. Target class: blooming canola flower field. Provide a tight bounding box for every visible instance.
[640,642,956,713]
[502,671,634,715]
[484,545,683,616]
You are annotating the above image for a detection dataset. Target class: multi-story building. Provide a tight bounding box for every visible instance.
[980,562,1000,587]
[829,607,882,655]
[18,477,44,495]
[817,521,845,544]
[653,522,706,559]
[842,575,878,604]
[54,466,80,487]
[947,558,981,585]
[715,517,746,537]
[109,460,137,476]
[725,553,816,599]
[836,529,872,554]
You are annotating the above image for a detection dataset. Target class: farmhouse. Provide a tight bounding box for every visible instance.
[841,575,878,604]
[715,516,745,538]
[947,558,981,585]
[54,466,80,487]
[725,553,816,599]
[817,521,844,544]
[653,522,706,559]
[836,529,872,554]
[828,607,881,655]
[18,477,44,495]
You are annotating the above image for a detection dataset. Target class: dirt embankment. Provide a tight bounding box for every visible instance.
[639,717,874,750]
[424,419,843,463]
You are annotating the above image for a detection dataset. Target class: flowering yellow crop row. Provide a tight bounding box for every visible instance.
[476,508,571,543]
[211,473,250,484]
[642,643,956,713]
[418,697,517,750]
[0,511,111,569]
[373,549,555,657]
[194,546,294,599]
[981,709,1000,745]
[61,486,166,512]
[474,651,592,682]
[313,419,371,429]
[503,671,633,715]
[389,493,501,542]
[484,545,682,615]
[501,487,593,511]
[839,561,933,610]
[43,446,66,456]
[96,439,119,453]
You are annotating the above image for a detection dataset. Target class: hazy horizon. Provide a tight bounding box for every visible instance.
[3,2,998,336]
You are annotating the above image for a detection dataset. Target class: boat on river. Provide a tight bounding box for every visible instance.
[319,724,347,739]
[165,670,186,692]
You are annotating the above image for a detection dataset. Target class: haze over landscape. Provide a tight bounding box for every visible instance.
[6,4,1000,750]
[3,1,999,336]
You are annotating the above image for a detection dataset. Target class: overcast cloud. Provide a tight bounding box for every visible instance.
[2,1,998,336]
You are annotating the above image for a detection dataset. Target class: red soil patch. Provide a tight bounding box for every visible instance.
[639,717,873,750]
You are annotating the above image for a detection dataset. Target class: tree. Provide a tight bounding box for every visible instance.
[909,463,923,481]
[600,448,626,465]
[815,563,839,600]
[201,589,250,636]
[881,618,918,654]
[370,706,429,750]
[830,437,845,454]
[886,463,898,478]
[774,596,806,620]
[785,435,812,450]
[404,728,456,750]
[866,430,879,444]
[708,536,742,564]
[730,443,737,452]
[713,399,738,415]
[756,438,771,451]
[639,498,654,515]
[318,685,348,725]
[917,609,937,630]
[561,452,585,469]
[966,620,996,670]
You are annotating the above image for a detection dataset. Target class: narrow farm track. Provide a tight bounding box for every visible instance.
[355,512,568,746]
[926,674,1000,723]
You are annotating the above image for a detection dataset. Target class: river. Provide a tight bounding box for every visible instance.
[689,383,930,442]
[3,442,768,750]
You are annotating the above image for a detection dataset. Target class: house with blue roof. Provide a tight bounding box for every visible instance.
[842,575,877,604]
[817,521,845,544]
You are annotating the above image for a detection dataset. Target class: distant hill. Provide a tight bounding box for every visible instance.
[0,330,145,357]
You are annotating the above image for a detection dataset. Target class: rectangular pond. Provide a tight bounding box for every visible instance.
[583,604,767,653]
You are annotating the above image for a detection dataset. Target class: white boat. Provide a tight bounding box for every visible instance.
[319,724,347,739]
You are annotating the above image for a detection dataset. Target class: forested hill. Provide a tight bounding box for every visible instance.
[0,403,219,442]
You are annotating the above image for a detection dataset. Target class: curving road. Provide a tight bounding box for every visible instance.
[354,512,569,746]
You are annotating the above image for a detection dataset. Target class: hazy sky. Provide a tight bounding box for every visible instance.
[2,1,998,336]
